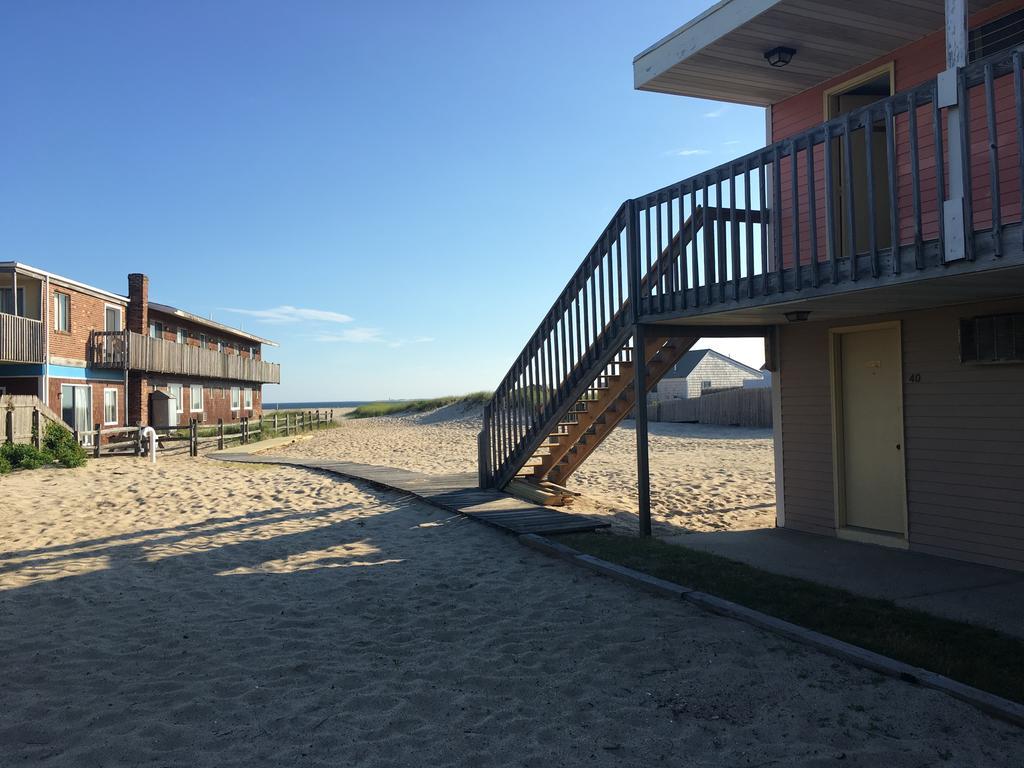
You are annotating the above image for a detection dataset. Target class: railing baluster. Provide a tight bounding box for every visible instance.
[704,180,715,304]
[730,169,740,300]
[655,196,664,313]
[790,141,802,290]
[1016,51,1024,252]
[615,233,625,325]
[933,93,947,265]
[677,184,688,308]
[597,244,607,330]
[665,189,675,309]
[644,200,654,314]
[864,107,879,277]
[807,134,819,288]
[885,100,900,273]
[772,145,783,291]
[909,93,924,269]
[690,183,700,306]
[589,254,598,351]
[606,232,616,328]
[716,170,726,302]
[842,116,857,279]
[985,62,1002,257]
[744,161,754,298]
[759,155,769,294]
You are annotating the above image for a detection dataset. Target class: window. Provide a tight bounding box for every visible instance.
[701,380,713,391]
[54,291,70,332]
[104,305,121,332]
[200,333,207,348]
[231,386,240,411]
[176,327,186,344]
[0,287,25,316]
[217,339,224,353]
[969,8,1024,62]
[961,313,1024,363]
[103,388,118,425]
[243,388,253,410]
[168,383,184,414]
[190,384,204,412]
[149,321,163,339]
[249,346,256,358]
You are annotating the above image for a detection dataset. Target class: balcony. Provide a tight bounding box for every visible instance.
[0,313,44,364]
[90,330,281,384]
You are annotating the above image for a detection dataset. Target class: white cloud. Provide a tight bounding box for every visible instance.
[703,106,728,118]
[314,330,434,347]
[314,328,384,343]
[666,148,711,157]
[722,140,741,146]
[221,305,353,324]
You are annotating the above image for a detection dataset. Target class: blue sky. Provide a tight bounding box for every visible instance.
[0,1,765,401]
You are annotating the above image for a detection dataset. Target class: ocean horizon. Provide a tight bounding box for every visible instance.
[263,401,373,410]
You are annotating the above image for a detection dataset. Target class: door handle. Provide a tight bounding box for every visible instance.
[896,443,901,451]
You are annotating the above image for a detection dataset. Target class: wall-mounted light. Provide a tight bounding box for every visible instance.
[764,46,796,68]
[784,310,810,323]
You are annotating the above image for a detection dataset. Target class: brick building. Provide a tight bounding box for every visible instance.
[0,263,279,442]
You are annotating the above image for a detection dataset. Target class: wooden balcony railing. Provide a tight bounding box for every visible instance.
[90,330,281,384]
[0,313,44,364]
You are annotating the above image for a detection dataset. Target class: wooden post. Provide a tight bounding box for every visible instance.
[273,411,279,436]
[634,324,652,538]
[217,418,224,450]
[94,423,101,458]
[4,409,13,444]
[243,417,249,445]
[32,408,41,449]
[941,0,968,262]
[190,419,197,457]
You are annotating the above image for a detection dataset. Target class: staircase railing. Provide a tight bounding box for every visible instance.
[480,204,636,488]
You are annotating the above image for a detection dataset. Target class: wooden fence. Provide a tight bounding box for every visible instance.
[2,395,64,447]
[650,388,772,428]
[69,408,337,457]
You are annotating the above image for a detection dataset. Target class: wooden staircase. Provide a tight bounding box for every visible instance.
[518,334,697,484]
[479,200,708,491]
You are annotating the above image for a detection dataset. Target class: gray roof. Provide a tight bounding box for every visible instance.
[665,348,763,379]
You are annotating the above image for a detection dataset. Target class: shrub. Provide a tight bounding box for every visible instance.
[0,442,54,470]
[42,421,88,468]
[0,455,10,475]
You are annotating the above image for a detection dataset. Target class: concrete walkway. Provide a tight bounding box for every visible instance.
[664,527,1024,638]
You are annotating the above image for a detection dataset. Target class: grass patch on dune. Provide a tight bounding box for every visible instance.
[558,532,1024,705]
[348,392,491,419]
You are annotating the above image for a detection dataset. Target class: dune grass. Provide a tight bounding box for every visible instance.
[558,532,1024,705]
[348,392,491,419]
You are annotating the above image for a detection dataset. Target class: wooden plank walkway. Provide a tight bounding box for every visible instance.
[213,453,610,535]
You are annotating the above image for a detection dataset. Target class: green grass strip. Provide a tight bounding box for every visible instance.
[558,532,1024,704]
[348,392,491,419]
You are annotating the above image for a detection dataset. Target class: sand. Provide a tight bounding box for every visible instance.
[1,454,1022,766]
[276,407,776,535]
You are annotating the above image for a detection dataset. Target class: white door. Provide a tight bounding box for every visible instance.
[834,325,906,537]
[61,384,93,446]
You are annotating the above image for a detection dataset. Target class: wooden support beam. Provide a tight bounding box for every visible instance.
[633,324,652,538]
[640,323,772,338]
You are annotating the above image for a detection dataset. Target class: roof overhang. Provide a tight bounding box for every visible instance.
[0,261,128,305]
[148,302,278,347]
[634,0,1005,106]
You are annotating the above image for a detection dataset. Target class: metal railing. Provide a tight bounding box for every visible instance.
[90,330,281,384]
[480,45,1024,489]
[0,312,44,363]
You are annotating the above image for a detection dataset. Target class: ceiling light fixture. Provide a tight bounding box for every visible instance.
[764,46,796,68]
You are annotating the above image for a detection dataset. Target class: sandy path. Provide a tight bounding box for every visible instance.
[277,408,775,534]
[1,456,1021,766]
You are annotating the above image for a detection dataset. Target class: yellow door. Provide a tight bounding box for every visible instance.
[837,325,906,535]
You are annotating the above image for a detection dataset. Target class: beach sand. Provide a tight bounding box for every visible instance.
[276,405,776,535]
[1,454,1021,766]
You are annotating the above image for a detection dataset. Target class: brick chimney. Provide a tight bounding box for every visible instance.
[127,273,148,334]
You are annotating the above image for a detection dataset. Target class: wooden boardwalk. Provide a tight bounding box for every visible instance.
[214,453,610,535]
